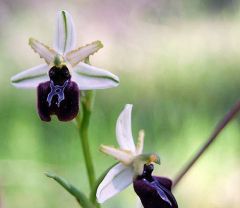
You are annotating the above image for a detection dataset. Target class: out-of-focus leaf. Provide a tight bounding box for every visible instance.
[46,172,95,208]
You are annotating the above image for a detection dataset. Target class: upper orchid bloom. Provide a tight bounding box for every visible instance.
[96,104,161,203]
[11,10,119,122]
[96,104,178,208]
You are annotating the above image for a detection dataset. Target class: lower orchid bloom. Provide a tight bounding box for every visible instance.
[96,104,178,208]
[11,10,119,122]
[134,164,178,208]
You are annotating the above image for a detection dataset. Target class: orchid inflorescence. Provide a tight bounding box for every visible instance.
[10,10,196,208]
[11,10,119,121]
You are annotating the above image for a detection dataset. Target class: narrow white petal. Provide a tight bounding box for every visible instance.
[96,163,134,203]
[54,10,76,54]
[29,38,57,64]
[136,130,145,155]
[116,104,136,152]
[100,145,133,165]
[66,41,103,67]
[11,64,49,88]
[72,62,119,90]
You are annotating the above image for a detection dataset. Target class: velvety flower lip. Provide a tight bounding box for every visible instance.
[134,164,178,208]
[10,10,119,121]
[96,104,160,203]
[37,80,79,121]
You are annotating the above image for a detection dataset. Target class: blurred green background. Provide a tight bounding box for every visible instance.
[0,0,240,207]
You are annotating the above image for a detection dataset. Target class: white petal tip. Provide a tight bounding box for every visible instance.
[10,79,20,87]
[96,180,109,204]
[115,104,136,152]
[58,10,69,15]
[10,76,15,82]
[124,104,133,110]
[112,74,120,85]
[54,10,76,54]
[10,64,49,89]
[96,192,105,204]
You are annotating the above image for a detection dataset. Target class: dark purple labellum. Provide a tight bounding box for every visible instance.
[133,164,178,208]
[37,65,79,122]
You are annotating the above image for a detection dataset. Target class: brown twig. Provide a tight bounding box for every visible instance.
[172,100,240,188]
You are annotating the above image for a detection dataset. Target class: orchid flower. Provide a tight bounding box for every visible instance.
[11,10,119,122]
[96,104,159,202]
[96,104,178,208]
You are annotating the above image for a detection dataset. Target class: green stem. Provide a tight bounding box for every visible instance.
[76,90,96,194]
[75,58,100,207]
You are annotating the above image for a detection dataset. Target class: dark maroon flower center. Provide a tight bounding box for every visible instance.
[140,163,154,181]
[49,65,71,85]
[47,65,71,107]
[37,65,79,122]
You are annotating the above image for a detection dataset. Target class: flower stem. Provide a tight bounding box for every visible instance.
[77,90,96,191]
[172,100,240,188]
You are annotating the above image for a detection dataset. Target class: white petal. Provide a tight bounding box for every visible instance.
[116,104,136,152]
[100,145,133,165]
[11,64,49,88]
[29,38,57,64]
[96,163,134,203]
[72,62,119,90]
[66,41,103,67]
[54,10,76,55]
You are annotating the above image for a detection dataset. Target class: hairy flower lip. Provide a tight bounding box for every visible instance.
[37,80,79,122]
[133,164,178,208]
[133,177,178,208]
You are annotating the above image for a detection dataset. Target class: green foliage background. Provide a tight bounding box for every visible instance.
[0,0,240,207]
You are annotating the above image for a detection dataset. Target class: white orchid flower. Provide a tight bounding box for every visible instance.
[96,104,160,203]
[11,10,119,89]
[10,10,119,121]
